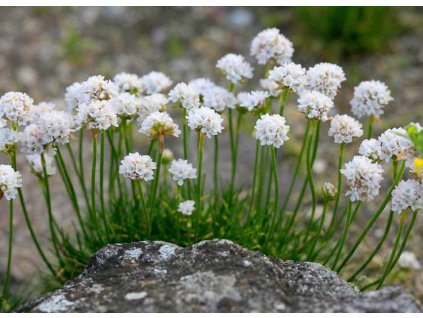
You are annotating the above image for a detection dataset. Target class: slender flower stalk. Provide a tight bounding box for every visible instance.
[148,136,164,238]
[91,134,99,235]
[77,130,91,212]
[308,199,330,259]
[332,199,353,269]
[278,89,288,116]
[1,200,13,310]
[195,132,205,240]
[214,135,219,213]
[264,146,279,248]
[99,131,110,241]
[366,115,374,139]
[248,140,260,222]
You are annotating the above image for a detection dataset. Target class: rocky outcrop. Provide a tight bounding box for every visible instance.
[17,240,421,313]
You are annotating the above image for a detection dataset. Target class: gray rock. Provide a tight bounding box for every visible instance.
[17,240,422,313]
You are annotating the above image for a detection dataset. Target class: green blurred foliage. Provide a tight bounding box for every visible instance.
[58,27,95,65]
[294,7,403,60]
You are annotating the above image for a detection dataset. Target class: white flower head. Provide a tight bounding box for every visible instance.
[0,128,20,153]
[255,113,290,148]
[29,102,56,123]
[391,179,423,214]
[341,155,384,202]
[306,63,346,99]
[26,152,57,177]
[137,94,169,124]
[74,100,118,132]
[238,91,270,112]
[297,90,334,122]
[250,28,294,65]
[168,83,200,110]
[110,92,141,120]
[260,79,280,97]
[359,138,383,162]
[203,86,237,112]
[37,111,75,146]
[0,164,22,200]
[328,114,363,144]
[113,72,143,95]
[0,119,7,128]
[267,62,306,93]
[0,92,34,126]
[216,54,253,84]
[139,111,180,139]
[65,82,85,112]
[119,152,156,181]
[378,128,415,164]
[19,124,45,155]
[351,80,393,119]
[168,159,197,186]
[81,75,119,102]
[177,200,195,216]
[188,78,216,96]
[398,251,421,270]
[140,71,173,95]
[186,107,224,139]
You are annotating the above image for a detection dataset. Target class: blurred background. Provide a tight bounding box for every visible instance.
[0,7,422,303]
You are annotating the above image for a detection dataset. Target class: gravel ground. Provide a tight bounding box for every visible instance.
[0,7,422,302]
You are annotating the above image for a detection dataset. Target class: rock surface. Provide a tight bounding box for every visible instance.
[17,240,422,313]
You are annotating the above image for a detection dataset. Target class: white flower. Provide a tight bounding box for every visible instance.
[65,82,85,112]
[305,63,346,99]
[20,124,45,155]
[341,155,384,202]
[37,111,75,146]
[203,86,237,112]
[0,119,7,128]
[140,71,172,95]
[378,128,415,163]
[0,92,34,126]
[322,182,337,200]
[177,200,195,216]
[110,93,141,120]
[81,75,119,102]
[359,138,383,162]
[29,102,56,123]
[137,94,169,124]
[189,78,216,96]
[351,80,393,119]
[297,90,334,122]
[328,114,363,144]
[113,72,143,95]
[186,107,224,139]
[74,100,118,131]
[0,128,20,153]
[391,179,423,214]
[260,79,280,97]
[238,91,270,112]
[267,62,306,93]
[26,152,56,177]
[255,113,290,148]
[168,159,197,186]
[0,164,22,200]
[119,152,156,181]
[216,54,253,84]
[168,83,200,110]
[398,251,421,270]
[139,111,180,138]
[250,28,294,65]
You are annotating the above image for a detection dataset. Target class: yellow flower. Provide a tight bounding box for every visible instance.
[414,157,423,178]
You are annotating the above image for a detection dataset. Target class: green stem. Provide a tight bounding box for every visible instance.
[182,108,189,160]
[332,200,353,269]
[138,181,148,238]
[366,115,374,139]
[91,134,99,236]
[148,137,164,238]
[336,161,406,273]
[1,200,14,309]
[304,122,317,243]
[99,132,110,241]
[247,140,260,222]
[308,199,329,260]
[228,108,236,205]
[278,89,288,116]
[264,147,279,248]
[76,130,91,212]
[194,133,205,241]
[214,135,219,214]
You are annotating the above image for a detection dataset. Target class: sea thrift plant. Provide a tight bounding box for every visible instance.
[0,27,422,311]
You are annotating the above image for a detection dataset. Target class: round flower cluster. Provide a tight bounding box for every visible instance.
[305,63,346,99]
[110,92,141,120]
[168,83,201,110]
[216,53,253,84]
[29,101,56,123]
[328,114,363,144]
[378,127,415,163]
[140,71,173,95]
[297,90,334,122]
[391,179,423,214]
[189,78,216,95]
[65,82,84,112]
[267,62,306,93]
[26,152,57,177]
[0,127,20,153]
[168,159,197,186]
[138,94,169,123]
[341,155,384,202]
[202,86,237,112]
[74,100,118,132]
[322,182,338,201]
[359,138,383,163]
[350,80,393,119]
[139,111,180,139]
[81,75,119,102]
[255,113,290,148]
[260,79,280,97]
[36,111,75,146]
[238,91,270,112]
[0,164,22,200]
[113,72,143,95]
[20,124,44,154]
[177,200,195,216]
[0,92,34,126]
[250,28,294,65]
[187,107,224,139]
[119,152,156,181]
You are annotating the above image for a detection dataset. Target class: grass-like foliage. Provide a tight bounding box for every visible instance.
[0,27,422,312]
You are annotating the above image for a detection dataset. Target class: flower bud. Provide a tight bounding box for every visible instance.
[322,182,337,201]
[162,149,174,165]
